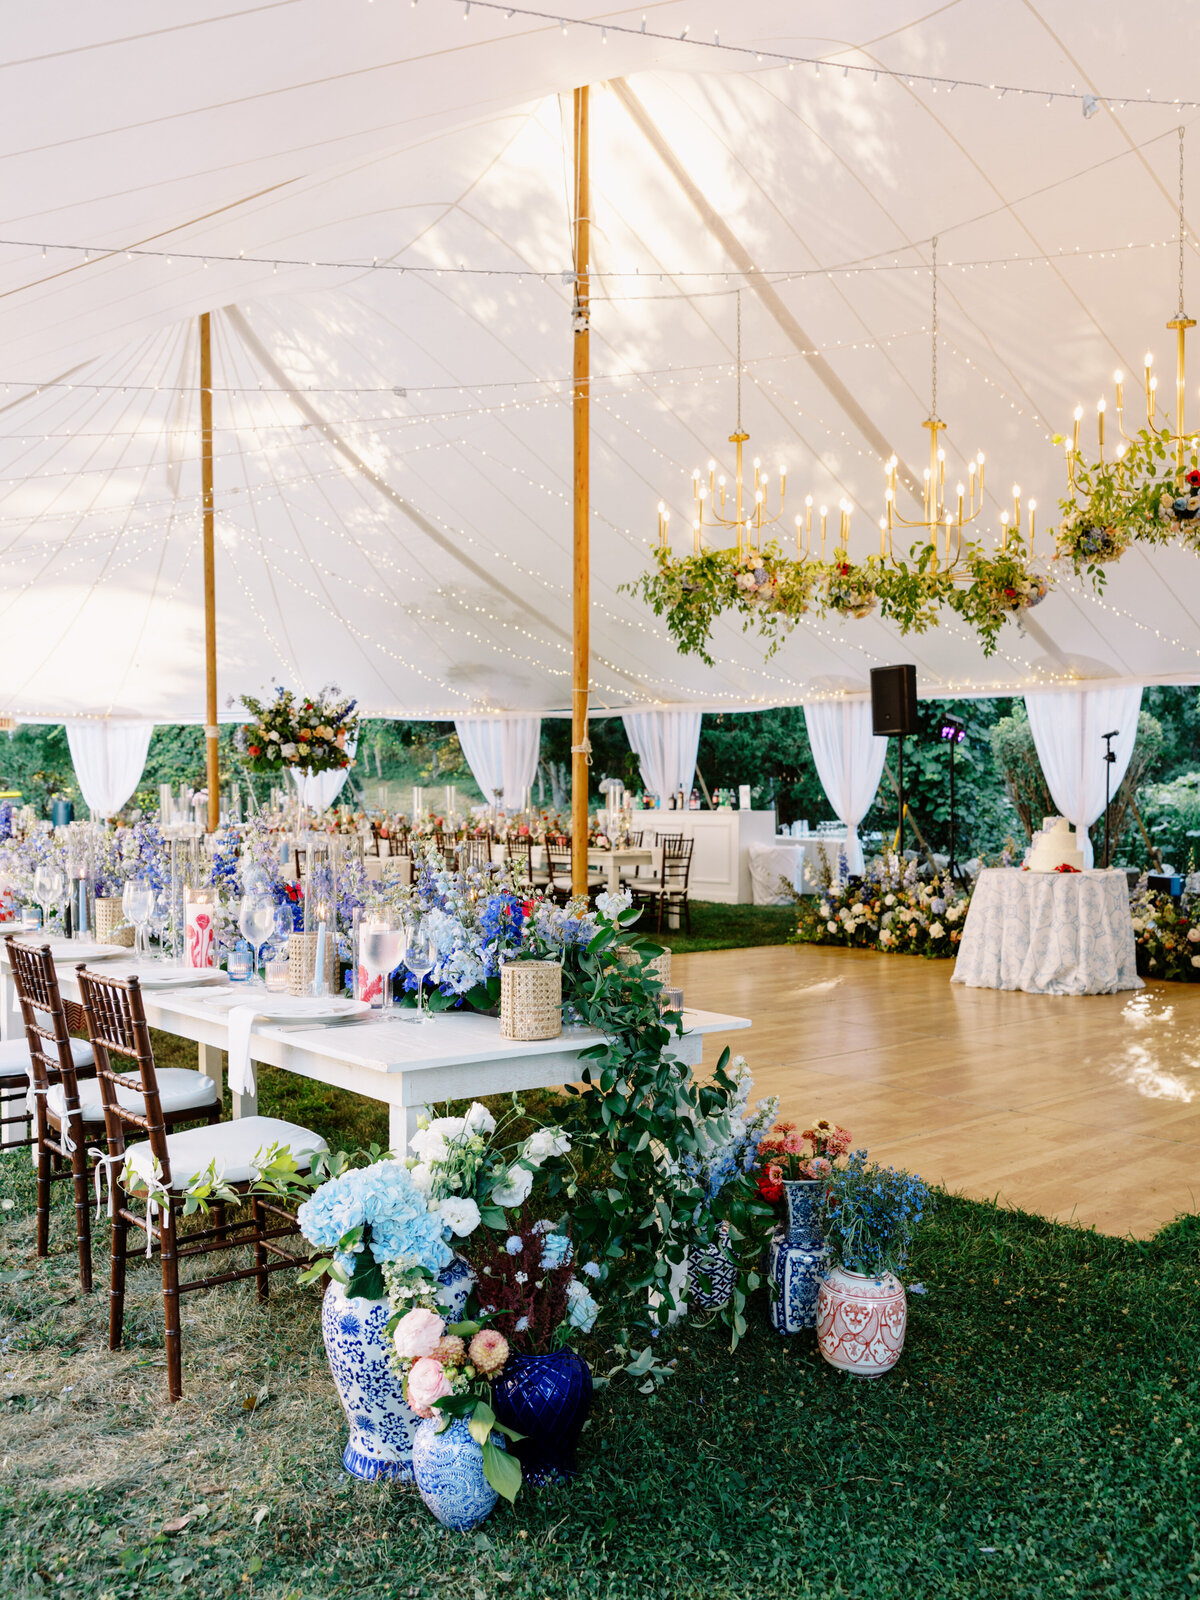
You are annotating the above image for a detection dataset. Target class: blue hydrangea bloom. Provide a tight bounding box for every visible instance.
[297,1160,452,1276]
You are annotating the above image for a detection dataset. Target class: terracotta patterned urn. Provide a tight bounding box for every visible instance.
[816,1266,907,1376]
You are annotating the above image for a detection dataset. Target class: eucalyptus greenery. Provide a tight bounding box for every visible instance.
[555,907,775,1346]
[627,536,1052,664]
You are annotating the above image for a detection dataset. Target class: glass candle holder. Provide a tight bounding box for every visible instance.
[227,946,253,983]
[659,986,685,1016]
[265,959,290,994]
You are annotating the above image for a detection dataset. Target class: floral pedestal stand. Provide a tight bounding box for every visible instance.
[767,1179,830,1334]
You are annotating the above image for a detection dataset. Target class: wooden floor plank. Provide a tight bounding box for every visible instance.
[673,941,1200,1238]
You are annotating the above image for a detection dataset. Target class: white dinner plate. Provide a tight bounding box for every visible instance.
[195,991,369,1024]
[38,941,127,964]
[100,962,229,989]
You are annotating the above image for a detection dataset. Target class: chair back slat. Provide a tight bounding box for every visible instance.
[76,969,172,1182]
[8,939,86,1123]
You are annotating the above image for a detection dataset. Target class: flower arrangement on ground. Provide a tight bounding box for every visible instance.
[236,684,359,775]
[1128,878,1200,981]
[391,1305,524,1507]
[755,1117,853,1203]
[790,851,972,960]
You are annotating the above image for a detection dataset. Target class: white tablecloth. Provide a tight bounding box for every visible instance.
[748,836,847,904]
[951,868,1143,995]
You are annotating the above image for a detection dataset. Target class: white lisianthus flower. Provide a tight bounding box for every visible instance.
[1131,917,1145,932]
[464,1102,496,1136]
[1188,928,1200,944]
[491,1164,535,1208]
[408,1162,434,1196]
[435,1196,481,1237]
[929,922,945,938]
[1192,955,1200,969]
[826,920,838,934]
[523,1126,571,1165]
[884,894,896,906]
[408,1127,450,1164]
[429,1115,467,1144]
[281,742,297,759]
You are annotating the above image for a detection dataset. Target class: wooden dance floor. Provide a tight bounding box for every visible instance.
[674,943,1200,1238]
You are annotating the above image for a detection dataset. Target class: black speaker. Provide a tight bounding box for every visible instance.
[870,664,918,736]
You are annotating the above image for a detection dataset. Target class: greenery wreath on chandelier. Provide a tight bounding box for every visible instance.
[629,533,1047,665]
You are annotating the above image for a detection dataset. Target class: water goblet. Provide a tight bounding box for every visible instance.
[359,916,404,1010]
[403,921,435,1023]
[239,893,277,983]
[34,863,64,937]
[123,876,156,959]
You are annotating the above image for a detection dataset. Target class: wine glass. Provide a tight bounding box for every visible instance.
[359,916,404,1010]
[239,894,277,983]
[123,876,156,959]
[403,919,435,1023]
[34,863,64,936]
[270,900,295,960]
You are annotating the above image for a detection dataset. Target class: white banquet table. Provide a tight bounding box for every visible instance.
[0,942,750,1152]
[951,868,1143,996]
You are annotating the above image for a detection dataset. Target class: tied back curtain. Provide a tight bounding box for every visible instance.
[454,717,541,809]
[64,718,153,819]
[1024,686,1142,868]
[621,710,702,803]
[802,700,889,876]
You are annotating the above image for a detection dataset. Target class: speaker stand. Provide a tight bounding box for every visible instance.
[897,734,905,858]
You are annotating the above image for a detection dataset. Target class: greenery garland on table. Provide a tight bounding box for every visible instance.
[626,532,1048,663]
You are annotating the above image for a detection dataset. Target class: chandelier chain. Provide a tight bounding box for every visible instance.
[736,290,743,432]
[1180,126,1187,317]
[931,235,939,418]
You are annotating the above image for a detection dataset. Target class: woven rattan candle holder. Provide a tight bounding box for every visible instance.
[95,897,135,948]
[499,959,562,1041]
[288,931,337,997]
[615,944,671,987]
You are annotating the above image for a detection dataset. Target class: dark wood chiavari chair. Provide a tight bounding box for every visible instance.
[630,836,695,933]
[9,939,223,1292]
[457,837,492,872]
[76,968,327,1400]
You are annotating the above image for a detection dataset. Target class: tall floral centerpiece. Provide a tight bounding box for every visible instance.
[816,1153,932,1377]
[757,1116,852,1335]
[236,686,359,814]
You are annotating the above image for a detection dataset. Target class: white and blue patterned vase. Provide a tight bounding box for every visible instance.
[321,1257,474,1483]
[768,1180,830,1334]
[412,1416,502,1532]
[687,1220,736,1312]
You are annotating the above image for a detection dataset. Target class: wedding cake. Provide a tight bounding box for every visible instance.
[1024,816,1085,873]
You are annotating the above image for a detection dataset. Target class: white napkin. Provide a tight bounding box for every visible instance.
[227,1005,259,1100]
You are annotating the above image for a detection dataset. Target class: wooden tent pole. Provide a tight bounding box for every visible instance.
[199,312,220,834]
[570,84,591,898]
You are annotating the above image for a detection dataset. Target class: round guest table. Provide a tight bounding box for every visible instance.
[951,868,1143,996]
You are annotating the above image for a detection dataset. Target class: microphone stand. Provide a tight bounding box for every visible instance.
[1101,730,1119,869]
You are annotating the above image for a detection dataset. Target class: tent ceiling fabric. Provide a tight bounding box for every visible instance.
[3,4,1200,721]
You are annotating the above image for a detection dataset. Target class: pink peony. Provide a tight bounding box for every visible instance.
[406,1356,453,1418]
[468,1328,510,1376]
[393,1306,445,1361]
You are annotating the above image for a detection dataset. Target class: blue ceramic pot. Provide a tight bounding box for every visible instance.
[687,1220,736,1311]
[490,1346,592,1486]
[412,1416,501,1531]
[321,1257,473,1482]
[768,1180,830,1334]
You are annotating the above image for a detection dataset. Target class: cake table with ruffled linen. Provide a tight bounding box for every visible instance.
[951,867,1143,996]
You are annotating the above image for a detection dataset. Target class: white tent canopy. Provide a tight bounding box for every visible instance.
[3,4,1200,724]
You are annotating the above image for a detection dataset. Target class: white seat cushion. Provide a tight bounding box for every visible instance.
[125,1115,327,1191]
[33,1068,219,1126]
[0,1035,94,1083]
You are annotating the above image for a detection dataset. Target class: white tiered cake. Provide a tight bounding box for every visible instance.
[1024,816,1085,873]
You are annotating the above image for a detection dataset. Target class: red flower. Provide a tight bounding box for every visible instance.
[1188,469,1200,488]
[247,744,261,757]
[299,729,311,741]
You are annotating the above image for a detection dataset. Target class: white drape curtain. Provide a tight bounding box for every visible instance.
[802,700,889,876]
[1024,686,1142,868]
[288,738,358,814]
[621,710,702,802]
[64,718,153,819]
[454,717,541,809]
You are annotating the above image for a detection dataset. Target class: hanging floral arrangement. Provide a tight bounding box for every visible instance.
[236,685,359,775]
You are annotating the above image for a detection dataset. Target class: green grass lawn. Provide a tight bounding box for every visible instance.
[1,1132,1197,1600]
[648,899,795,955]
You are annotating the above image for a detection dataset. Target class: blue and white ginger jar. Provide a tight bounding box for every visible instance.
[687,1219,736,1312]
[768,1179,830,1334]
[321,1257,473,1482]
[412,1415,501,1531]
